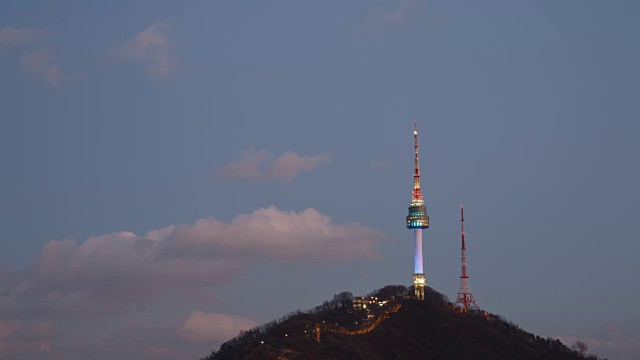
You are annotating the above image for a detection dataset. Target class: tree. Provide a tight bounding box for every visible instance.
[333,291,354,308]
[571,340,588,355]
[369,285,408,300]
[200,351,216,360]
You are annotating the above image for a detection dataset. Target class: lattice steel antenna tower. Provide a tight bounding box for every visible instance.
[406,121,429,300]
[452,205,480,312]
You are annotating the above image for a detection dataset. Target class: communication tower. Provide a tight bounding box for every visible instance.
[405,121,430,300]
[452,205,481,312]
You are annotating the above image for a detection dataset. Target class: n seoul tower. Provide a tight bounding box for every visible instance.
[406,121,430,300]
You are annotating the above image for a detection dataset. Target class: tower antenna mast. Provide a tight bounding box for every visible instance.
[452,205,480,312]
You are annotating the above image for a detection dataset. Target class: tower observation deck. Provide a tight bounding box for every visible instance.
[406,121,429,300]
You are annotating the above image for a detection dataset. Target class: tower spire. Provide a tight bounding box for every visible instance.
[453,205,480,312]
[406,121,429,300]
[412,120,423,205]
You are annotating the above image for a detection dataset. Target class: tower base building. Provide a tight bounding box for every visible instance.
[412,273,426,300]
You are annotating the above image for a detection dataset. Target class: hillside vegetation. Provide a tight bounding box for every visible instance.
[201,285,604,360]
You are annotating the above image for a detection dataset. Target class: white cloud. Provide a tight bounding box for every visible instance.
[218,150,331,182]
[112,22,178,80]
[177,311,258,343]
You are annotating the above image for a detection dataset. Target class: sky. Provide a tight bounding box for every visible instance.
[1,1,639,359]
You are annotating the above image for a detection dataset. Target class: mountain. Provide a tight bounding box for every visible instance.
[200,285,604,360]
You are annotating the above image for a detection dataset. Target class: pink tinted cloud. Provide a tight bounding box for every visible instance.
[19,48,69,88]
[0,26,47,46]
[172,206,382,261]
[181,288,220,306]
[557,319,640,360]
[147,346,182,358]
[0,321,55,359]
[219,150,331,181]
[356,0,428,41]
[383,0,427,25]
[268,152,331,181]
[26,235,244,309]
[113,22,177,80]
[219,149,272,180]
[177,311,258,343]
[48,313,248,359]
[1,206,381,319]
[0,207,381,359]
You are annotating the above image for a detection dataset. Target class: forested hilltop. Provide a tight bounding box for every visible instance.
[200,285,603,360]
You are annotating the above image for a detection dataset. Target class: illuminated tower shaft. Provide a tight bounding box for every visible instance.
[414,230,423,273]
[406,121,429,300]
[452,205,480,312]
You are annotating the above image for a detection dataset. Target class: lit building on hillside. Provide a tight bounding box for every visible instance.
[352,296,389,312]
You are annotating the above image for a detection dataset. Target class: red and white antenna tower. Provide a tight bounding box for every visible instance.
[452,205,480,312]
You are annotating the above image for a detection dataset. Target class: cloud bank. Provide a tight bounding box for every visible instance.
[112,22,178,80]
[5,206,380,315]
[0,206,382,358]
[219,150,331,182]
[0,321,55,359]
